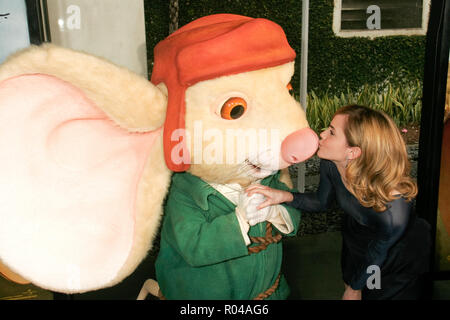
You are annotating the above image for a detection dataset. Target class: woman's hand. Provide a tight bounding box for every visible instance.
[238,192,272,226]
[245,185,294,210]
[342,284,362,300]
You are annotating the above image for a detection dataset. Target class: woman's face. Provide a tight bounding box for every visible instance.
[317,114,350,164]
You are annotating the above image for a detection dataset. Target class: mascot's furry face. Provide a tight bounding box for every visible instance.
[0,14,318,293]
[184,62,314,186]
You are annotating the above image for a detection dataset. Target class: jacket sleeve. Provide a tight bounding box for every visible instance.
[265,172,302,236]
[286,159,336,212]
[162,189,249,267]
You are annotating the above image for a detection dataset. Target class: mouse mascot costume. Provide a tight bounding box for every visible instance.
[0,14,318,299]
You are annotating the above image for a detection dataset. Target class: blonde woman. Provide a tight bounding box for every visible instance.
[246,105,430,300]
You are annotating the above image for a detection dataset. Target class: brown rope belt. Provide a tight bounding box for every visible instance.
[252,272,281,300]
[248,222,282,254]
[158,222,283,300]
[249,222,282,299]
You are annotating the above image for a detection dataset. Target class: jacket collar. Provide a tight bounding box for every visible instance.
[171,172,224,211]
[171,171,280,211]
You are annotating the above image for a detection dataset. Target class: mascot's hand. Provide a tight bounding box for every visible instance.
[239,192,273,226]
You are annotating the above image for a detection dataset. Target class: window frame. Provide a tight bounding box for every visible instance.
[332,0,431,38]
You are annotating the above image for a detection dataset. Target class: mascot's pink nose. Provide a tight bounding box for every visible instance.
[281,128,319,164]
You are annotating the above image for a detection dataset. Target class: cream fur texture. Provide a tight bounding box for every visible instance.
[185,62,307,187]
[0,45,171,292]
[0,44,167,131]
[115,132,171,286]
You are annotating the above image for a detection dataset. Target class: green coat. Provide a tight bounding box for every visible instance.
[155,171,301,300]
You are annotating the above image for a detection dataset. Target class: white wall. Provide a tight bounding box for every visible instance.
[46,0,148,77]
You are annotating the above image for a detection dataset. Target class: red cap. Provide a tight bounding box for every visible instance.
[151,14,296,172]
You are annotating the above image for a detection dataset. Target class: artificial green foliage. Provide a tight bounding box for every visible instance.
[143,0,170,78]
[306,80,423,134]
[307,1,426,96]
[143,0,425,101]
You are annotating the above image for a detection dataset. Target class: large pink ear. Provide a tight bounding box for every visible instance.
[0,74,169,293]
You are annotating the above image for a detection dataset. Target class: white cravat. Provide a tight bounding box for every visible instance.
[209,182,294,246]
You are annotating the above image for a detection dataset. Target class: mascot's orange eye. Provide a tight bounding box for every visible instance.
[287,83,294,96]
[220,97,247,120]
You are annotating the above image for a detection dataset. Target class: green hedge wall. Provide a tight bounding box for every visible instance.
[308,1,426,95]
[144,0,426,96]
[143,0,169,77]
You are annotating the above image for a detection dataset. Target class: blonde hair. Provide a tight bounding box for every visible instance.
[335,105,417,212]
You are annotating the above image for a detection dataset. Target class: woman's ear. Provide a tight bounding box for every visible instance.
[348,146,362,160]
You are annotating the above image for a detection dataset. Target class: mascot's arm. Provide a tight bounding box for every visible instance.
[263,172,301,236]
[163,191,249,267]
